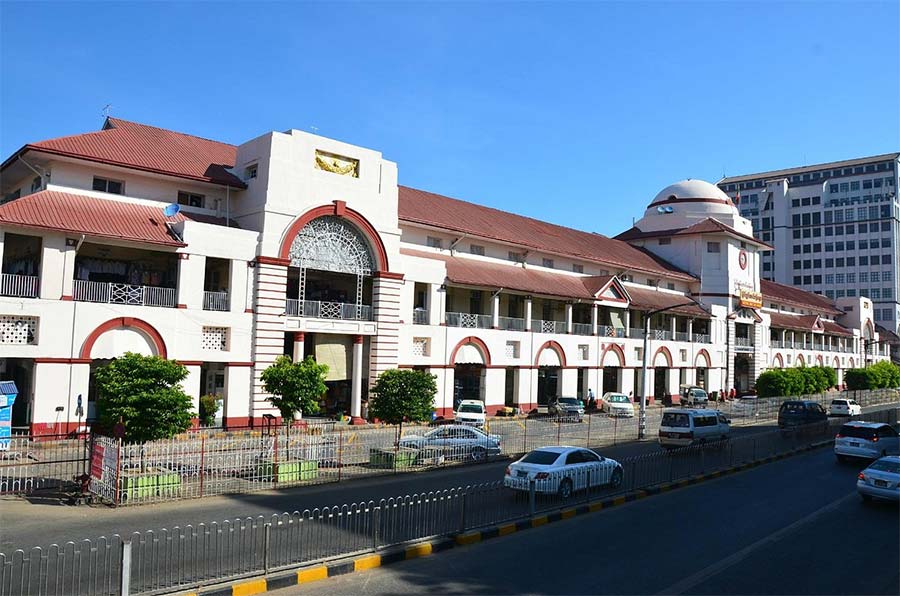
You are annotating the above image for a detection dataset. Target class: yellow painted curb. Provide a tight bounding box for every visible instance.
[405,543,432,559]
[531,515,548,528]
[297,566,328,584]
[561,508,577,519]
[354,554,381,571]
[659,484,671,492]
[498,522,517,536]
[456,532,482,545]
[232,578,267,596]
[611,496,626,506]
[589,501,604,512]
[634,490,648,500]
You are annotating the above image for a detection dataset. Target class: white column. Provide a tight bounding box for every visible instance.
[182,364,202,422]
[625,310,632,337]
[39,235,68,300]
[565,303,573,334]
[224,365,252,428]
[428,283,444,326]
[229,259,249,314]
[492,292,501,329]
[292,332,305,362]
[524,297,533,331]
[591,305,599,336]
[176,253,205,309]
[670,316,677,339]
[688,319,693,341]
[351,335,364,420]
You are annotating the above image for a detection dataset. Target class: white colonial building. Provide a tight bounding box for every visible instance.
[0,119,888,434]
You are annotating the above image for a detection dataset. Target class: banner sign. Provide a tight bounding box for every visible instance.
[739,289,763,309]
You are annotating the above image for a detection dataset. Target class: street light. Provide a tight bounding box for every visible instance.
[638,302,703,439]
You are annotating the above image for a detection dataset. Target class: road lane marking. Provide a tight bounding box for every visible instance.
[655,491,858,595]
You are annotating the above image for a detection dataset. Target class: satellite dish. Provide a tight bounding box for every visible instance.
[664,206,674,213]
[163,203,181,217]
[657,206,666,214]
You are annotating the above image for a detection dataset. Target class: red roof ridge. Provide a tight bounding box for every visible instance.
[103,117,238,149]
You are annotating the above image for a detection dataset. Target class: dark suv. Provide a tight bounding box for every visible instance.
[778,400,828,433]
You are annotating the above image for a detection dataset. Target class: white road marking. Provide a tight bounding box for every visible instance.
[655,491,858,595]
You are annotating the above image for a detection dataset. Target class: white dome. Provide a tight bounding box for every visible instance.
[649,179,733,207]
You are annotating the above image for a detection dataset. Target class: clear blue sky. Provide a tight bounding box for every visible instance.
[2,1,898,234]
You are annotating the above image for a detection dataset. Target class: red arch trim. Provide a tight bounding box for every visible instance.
[694,349,711,368]
[277,203,390,272]
[832,356,840,369]
[534,340,567,367]
[772,353,784,368]
[796,354,806,366]
[449,336,492,366]
[601,344,626,367]
[816,355,824,366]
[80,317,168,360]
[652,346,673,367]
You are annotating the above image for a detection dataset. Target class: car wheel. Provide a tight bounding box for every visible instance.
[471,447,487,462]
[608,467,623,489]
[558,478,573,499]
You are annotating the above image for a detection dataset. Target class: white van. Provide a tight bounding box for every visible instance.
[455,400,486,427]
[679,385,709,407]
[659,408,730,449]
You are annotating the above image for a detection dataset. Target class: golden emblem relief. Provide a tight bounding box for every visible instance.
[315,150,359,178]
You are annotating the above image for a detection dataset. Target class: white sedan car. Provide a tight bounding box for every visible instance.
[857,456,900,503]
[504,446,623,498]
[398,424,501,461]
[829,398,862,417]
[600,392,635,417]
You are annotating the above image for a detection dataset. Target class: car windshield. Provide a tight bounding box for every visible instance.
[839,425,877,440]
[662,412,690,428]
[609,394,629,403]
[780,402,805,413]
[558,398,579,405]
[868,460,900,474]
[521,450,560,465]
[459,404,483,413]
[691,389,708,398]
[831,400,847,406]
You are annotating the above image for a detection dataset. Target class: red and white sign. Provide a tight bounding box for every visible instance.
[738,250,748,270]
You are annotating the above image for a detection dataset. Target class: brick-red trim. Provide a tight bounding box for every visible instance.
[534,340,567,367]
[449,336,492,366]
[652,346,673,367]
[80,317,167,360]
[600,343,626,367]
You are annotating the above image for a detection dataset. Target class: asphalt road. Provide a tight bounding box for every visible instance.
[0,420,787,552]
[277,448,900,596]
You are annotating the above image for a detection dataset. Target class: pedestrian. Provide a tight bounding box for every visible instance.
[729,387,737,401]
[587,388,596,411]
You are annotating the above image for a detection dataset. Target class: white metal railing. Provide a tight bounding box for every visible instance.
[73,279,176,308]
[734,337,753,347]
[533,319,567,334]
[446,312,492,329]
[770,340,783,348]
[572,322,592,336]
[629,328,644,338]
[285,299,373,321]
[498,316,526,331]
[653,329,671,340]
[203,291,230,311]
[674,331,690,342]
[692,332,710,343]
[412,309,429,324]
[0,273,38,298]
[599,325,626,338]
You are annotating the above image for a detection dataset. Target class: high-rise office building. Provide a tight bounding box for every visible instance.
[718,153,900,331]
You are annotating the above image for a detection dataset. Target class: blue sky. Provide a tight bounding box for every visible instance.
[2,1,897,234]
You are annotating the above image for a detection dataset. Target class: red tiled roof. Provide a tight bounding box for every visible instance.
[5,118,244,188]
[623,285,710,318]
[616,218,772,249]
[582,275,616,297]
[398,186,696,282]
[760,279,842,315]
[0,191,236,247]
[823,320,854,337]
[402,248,596,299]
[767,312,821,332]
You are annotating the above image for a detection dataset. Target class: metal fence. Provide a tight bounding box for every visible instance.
[0,433,89,495]
[4,407,896,596]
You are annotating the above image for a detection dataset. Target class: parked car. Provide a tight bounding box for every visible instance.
[504,446,623,498]
[454,399,486,427]
[731,395,759,417]
[658,408,730,449]
[679,385,709,407]
[835,422,900,461]
[600,392,635,417]
[398,424,501,461]
[548,397,585,421]
[777,400,827,433]
[829,398,862,417]
[857,456,900,503]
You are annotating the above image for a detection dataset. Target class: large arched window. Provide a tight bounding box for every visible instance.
[287,216,374,319]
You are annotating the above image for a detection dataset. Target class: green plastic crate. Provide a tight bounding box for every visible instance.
[257,460,318,482]
[369,448,418,469]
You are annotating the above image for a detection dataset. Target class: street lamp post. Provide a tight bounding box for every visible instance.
[638,302,702,440]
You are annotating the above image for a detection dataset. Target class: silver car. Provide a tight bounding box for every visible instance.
[548,397,585,421]
[399,424,501,461]
[835,422,900,461]
[857,456,900,503]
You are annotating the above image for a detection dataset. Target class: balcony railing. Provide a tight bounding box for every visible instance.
[599,325,626,338]
[674,331,690,342]
[533,319,567,334]
[498,316,526,331]
[203,291,230,312]
[572,322,592,336]
[692,333,710,343]
[734,337,754,347]
[73,279,176,308]
[652,329,672,340]
[285,299,373,321]
[770,339,784,348]
[0,273,38,298]
[412,309,429,325]
[446,312,492,329]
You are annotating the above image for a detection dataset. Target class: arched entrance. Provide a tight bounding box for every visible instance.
[601,344,625,394]
[653,347,672,404]
[734,355,751,392]
[694,350,711,391]
[451,337,490,410]
[535,342,565,407]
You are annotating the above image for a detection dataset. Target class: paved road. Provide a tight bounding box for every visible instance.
[277,448,900,596]
[0,420,785,551]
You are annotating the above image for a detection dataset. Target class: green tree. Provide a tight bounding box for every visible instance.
[844,361,900,390]
[199,394,220,427]
[94,352,195,443]
[260,356,327,424]
[755,366,836,398]
[369,369,437,437]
